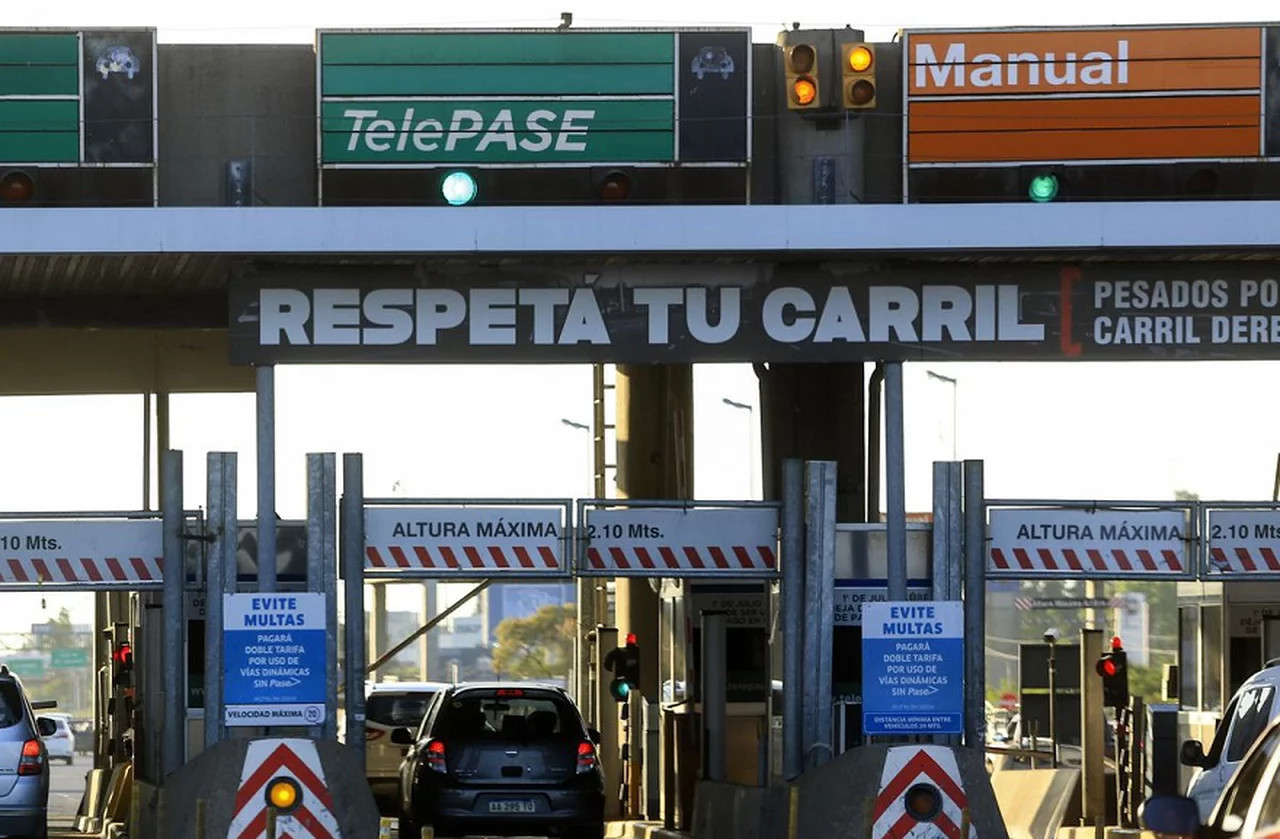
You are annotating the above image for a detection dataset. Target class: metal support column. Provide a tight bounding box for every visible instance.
[161,450,184,777]
[595,626,621,821]
[780,459,805,780]
[340,453,367,759]
[803,460,835,768]
[884,362,906,601]
[256,365,277,593]
[701,611,727,782]
[307,453,338,740]
[205,452,237,749]
[963,459,986,749]
[1081,629,1105,828]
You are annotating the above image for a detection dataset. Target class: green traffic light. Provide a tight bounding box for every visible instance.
[609,677,631,702]
[441,171,478,206]
[1027,174,1059,203]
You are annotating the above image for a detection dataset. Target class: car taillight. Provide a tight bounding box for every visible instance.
[426,739,446,773]
[18,739,43,775]
[577,740,597,774]
[365,729,385,741]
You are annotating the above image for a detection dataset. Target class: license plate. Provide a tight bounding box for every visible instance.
[488,800,536,814]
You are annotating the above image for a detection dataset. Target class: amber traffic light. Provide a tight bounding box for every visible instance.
[785,43,821,111]
[842,43,877,109]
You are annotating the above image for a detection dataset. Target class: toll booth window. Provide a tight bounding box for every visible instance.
[0,684,21,728]
[1203,606,1224,713]
[1179,607,1200,710]
[1225,686,1275,762]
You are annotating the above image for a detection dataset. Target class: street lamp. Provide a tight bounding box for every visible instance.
[925,370,958,460]
[1044,627,1059,769]
[720,397,759,499]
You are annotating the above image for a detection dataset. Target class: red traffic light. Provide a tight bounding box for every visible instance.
[1099,659,1117,677]
[0,171,34,204]
[1110,636,1124,651]
[112,643,133,667]
[625,632,637,646]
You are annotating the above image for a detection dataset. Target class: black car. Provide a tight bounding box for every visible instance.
[394,683,605,839]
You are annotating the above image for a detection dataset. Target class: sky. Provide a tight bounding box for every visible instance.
[2,2,1280,632]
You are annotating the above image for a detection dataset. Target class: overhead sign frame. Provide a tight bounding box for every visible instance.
[575,499,780,578]
[986,500,1197,580]
[0,28,157,169]
[0,511,184,591]
[315,27,752,171]
[230,262,1280,365]
[361,497,573,579]
[900,23,1278,200]
[1203,502,1280,577]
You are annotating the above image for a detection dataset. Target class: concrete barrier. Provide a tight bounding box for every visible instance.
[683,744,1008,839]
[991,768,1081,839]
[160,738,380,838]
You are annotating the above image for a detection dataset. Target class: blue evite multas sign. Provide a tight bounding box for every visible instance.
[862,600,964,735]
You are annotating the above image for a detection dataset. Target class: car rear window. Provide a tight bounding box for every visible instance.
[0,683,24,729]
[365,691,438,728]
[434,689,577,739]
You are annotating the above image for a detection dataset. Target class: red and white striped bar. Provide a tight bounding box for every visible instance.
[364,506,566,576]
[1206,509,1280,576]
[987,507,1189,578]
[0,520,163,588]
[580,506,779,577]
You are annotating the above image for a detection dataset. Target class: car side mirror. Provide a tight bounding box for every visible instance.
[389,727,414,746]
[1140,794,1202,836]
[36,717,56,737]
[588,728,601,745]
[1180,739,1206,768]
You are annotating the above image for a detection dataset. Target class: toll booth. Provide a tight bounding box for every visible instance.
[1174,578,1280,792]
[656,519,933,793]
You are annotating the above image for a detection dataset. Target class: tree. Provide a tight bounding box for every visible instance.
[491,604,576,681]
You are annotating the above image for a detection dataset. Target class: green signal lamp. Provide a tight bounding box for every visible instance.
[1027,173,1060,203]
[609,677,631,701]
[441,171,478,206]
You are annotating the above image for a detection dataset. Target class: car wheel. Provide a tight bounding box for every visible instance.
[398,811,418,838]
[66,755,74,766]
[569,825,606,839]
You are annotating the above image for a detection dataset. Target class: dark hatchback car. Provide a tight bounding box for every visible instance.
[394,683,605,839]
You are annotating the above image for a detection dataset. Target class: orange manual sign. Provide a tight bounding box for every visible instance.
[903,25,1265,165]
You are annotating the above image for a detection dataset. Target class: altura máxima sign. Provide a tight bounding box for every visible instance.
[227,263,1280,364]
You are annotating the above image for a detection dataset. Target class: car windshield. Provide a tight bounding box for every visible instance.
[366,691,438,728]
[0,683,24,729]
[434,689,576,739]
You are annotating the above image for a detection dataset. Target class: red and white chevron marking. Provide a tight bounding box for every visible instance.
[990,547,1183,574]
[585,544,776,573]
[366,544,560,572]
[227,739,340,839]
[872,746,975,839]
[1208,547,1280,574]
[0,555,162,585]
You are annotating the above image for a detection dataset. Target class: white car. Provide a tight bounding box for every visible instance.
[1185,664,1280,820]
[41,713,74,765]
[362,682,449,806]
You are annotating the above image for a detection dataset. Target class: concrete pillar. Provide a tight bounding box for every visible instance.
[759,362,865,522]
[615,363,693,818]
[369,583,388,683]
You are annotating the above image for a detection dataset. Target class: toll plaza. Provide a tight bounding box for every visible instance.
[0,17,1280,839]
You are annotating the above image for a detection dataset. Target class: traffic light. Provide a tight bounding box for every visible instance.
[0,171,34,205]
[440,170,479,206]
[841,43,876,109]
[1095,636,1129,709]
[784,42,821,111]
[111,640,133,687]
[604,632,641,702]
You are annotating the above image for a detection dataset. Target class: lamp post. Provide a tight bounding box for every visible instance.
[925,370,958,460]
[721,397,759,499]
[561,417,597,723]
